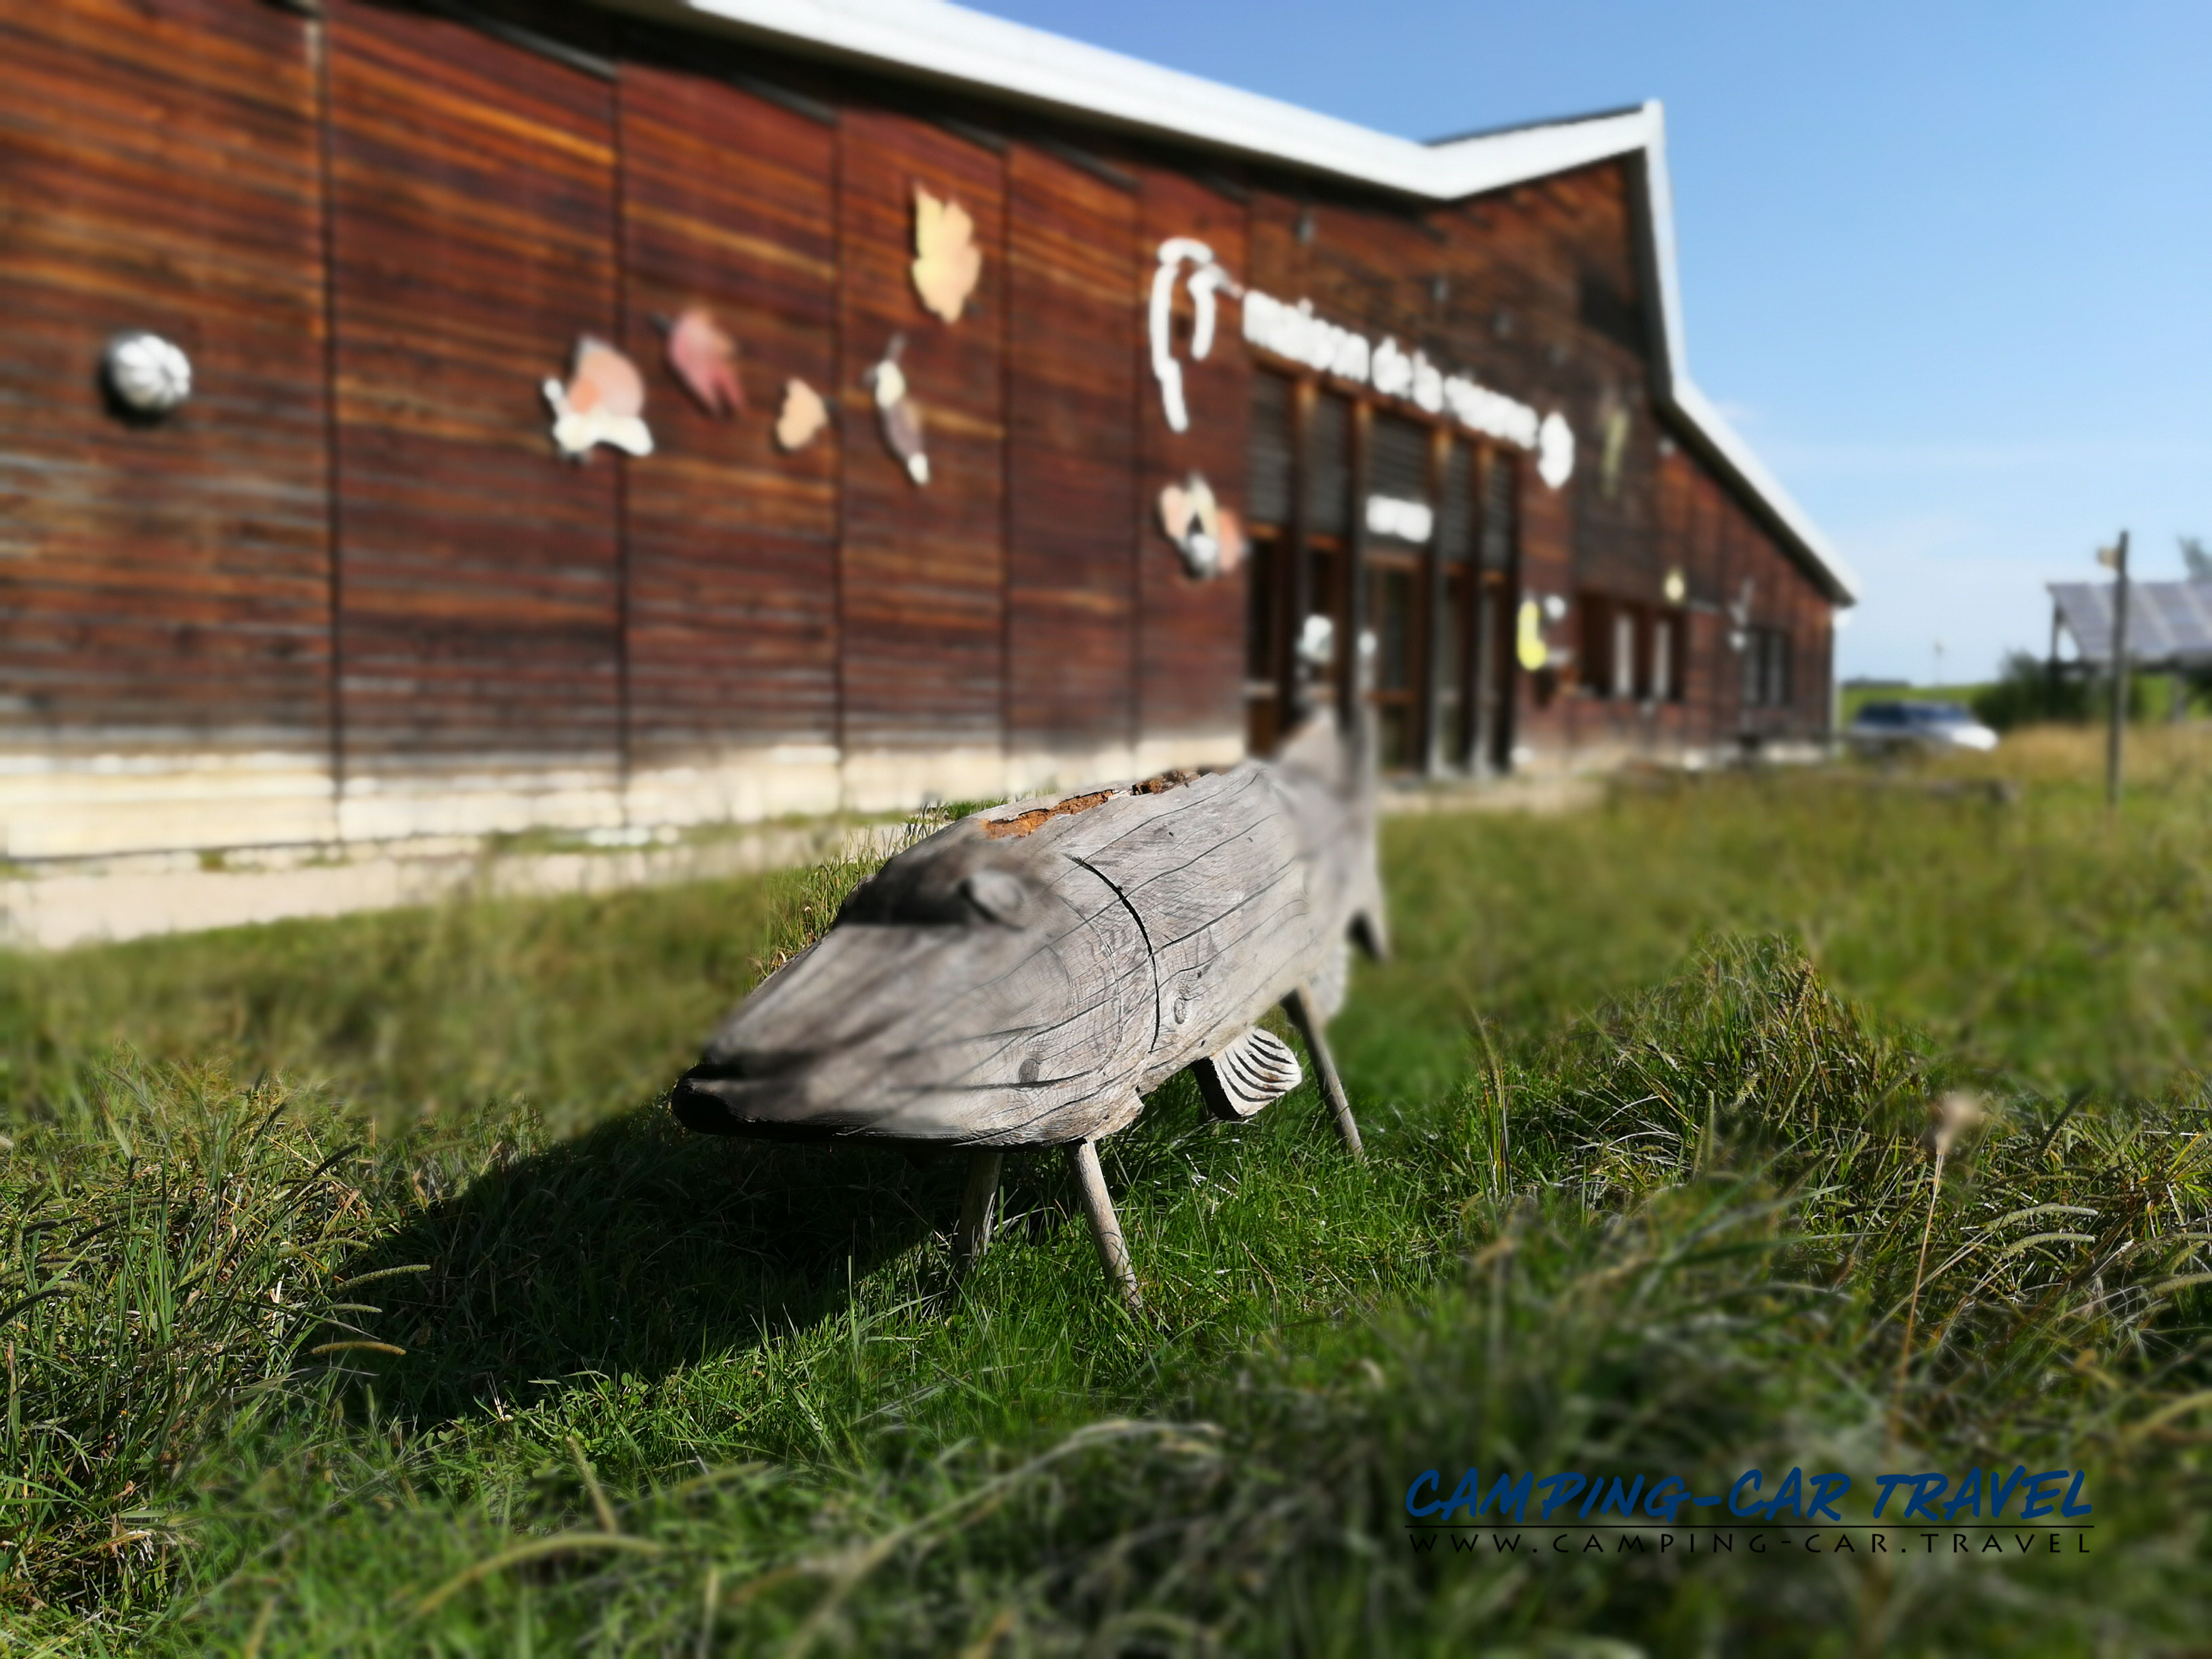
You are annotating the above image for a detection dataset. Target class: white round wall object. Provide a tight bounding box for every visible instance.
[103,332,192,415]
[1536,410,1575,489]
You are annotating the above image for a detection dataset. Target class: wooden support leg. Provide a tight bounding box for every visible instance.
[956,1149,1002,1271]
[1065,1138,1141,1309]
[1285,983,1365,1160]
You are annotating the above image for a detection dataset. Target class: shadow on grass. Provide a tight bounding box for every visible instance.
[340,1105,982,1427]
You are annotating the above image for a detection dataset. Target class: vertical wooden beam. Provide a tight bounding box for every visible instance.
[1494,451,1523,775]
[956,1149,1003,1270]
[1343,401,1372,729]
[611,70,634,807]
[1284,983,1364,1160]
[1065,1136,1141,1308]
[1286,378,1315,724]
[314,9,346,806]
[1422,428,1450,776]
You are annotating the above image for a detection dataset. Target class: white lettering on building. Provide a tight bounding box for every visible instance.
[1364,495,1434,544]
[1149,239,1243,434]
[1240,289,1576,487]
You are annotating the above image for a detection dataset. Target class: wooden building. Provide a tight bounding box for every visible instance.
[0,0,1857,865]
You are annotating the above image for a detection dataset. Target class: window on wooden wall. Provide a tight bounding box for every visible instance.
[1239,359,1521,775]
[1577,593,1612,697]
[1365,413,1430,770]
[1434,443,1474,764]
[1248,371,1293,533]
[1742,627,1792,708]
[1578,596,1684,703]
[1652,611,1683,702]
[1470,447,1517,773]
[1305,390,1354,707]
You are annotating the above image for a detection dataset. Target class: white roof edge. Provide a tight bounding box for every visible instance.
[634,0,1658,193]
[1667,382,1860,605]
[623,0,1856,605]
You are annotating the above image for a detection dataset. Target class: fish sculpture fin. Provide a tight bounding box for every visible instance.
[1192,1026,1303,1122]
[1308,936,1351,1023]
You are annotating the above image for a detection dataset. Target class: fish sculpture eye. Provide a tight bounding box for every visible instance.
[961,867,1029,926]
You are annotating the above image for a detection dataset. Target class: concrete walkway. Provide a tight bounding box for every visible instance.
[3,767,1603,952]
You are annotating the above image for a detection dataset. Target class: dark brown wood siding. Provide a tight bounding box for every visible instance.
[0,5,1838,845]
[835,110,1006,755]
[1136,169,1248,745]
[1004,142,1138,760]
[0,0,329,749]
[326,0,621,767]
[618,64,840,764]
[1250,160,1833,756]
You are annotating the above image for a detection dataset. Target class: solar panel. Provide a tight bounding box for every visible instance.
[2048,580,2212,665]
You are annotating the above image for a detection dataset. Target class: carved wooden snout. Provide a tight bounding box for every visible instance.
[672,852,1153,1147]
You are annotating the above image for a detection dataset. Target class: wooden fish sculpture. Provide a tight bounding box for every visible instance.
[671,718,1385,1305]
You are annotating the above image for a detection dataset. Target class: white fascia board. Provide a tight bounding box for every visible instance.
[620,0,1856,606]
[642,0,1654,194]
[1666,381,1860,605]
[1626,115,1856,604]
[1421,106,1659,199]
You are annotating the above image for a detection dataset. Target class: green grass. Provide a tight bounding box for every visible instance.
[5,728,2212,1652]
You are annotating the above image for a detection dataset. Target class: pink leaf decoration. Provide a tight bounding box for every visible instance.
[666,305,744,417]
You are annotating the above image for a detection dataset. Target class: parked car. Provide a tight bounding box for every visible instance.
[1845,699,2000,754]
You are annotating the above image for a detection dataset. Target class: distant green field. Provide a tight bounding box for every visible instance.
[7,726,2212,1652]
[1843,672,2197,726]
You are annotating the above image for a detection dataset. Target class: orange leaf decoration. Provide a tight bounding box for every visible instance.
[774,378,828,452]
[565,337,644,419]
[911,185,982,325]
[544,336,651,460]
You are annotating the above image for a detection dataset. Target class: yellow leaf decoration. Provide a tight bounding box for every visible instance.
[912,185,982,325]
[775,378,828,452]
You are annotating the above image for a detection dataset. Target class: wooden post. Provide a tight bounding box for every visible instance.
[1065,1137,1140,1309]
[955,1149,1002,1270]
[1283,983,1364,1159]
[2106,530,2130,810]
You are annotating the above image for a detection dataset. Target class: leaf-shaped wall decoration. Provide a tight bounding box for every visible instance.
[911,185,982,325]
[863,335,929,485]
[1157,470,1244,579]
[543,336,653,461]
[663,305,744,417]
[774,378,828,452]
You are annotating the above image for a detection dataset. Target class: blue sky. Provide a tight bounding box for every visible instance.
[966,0,2212,683]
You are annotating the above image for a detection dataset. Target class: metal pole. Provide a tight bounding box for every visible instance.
[2106,531,2130,809]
